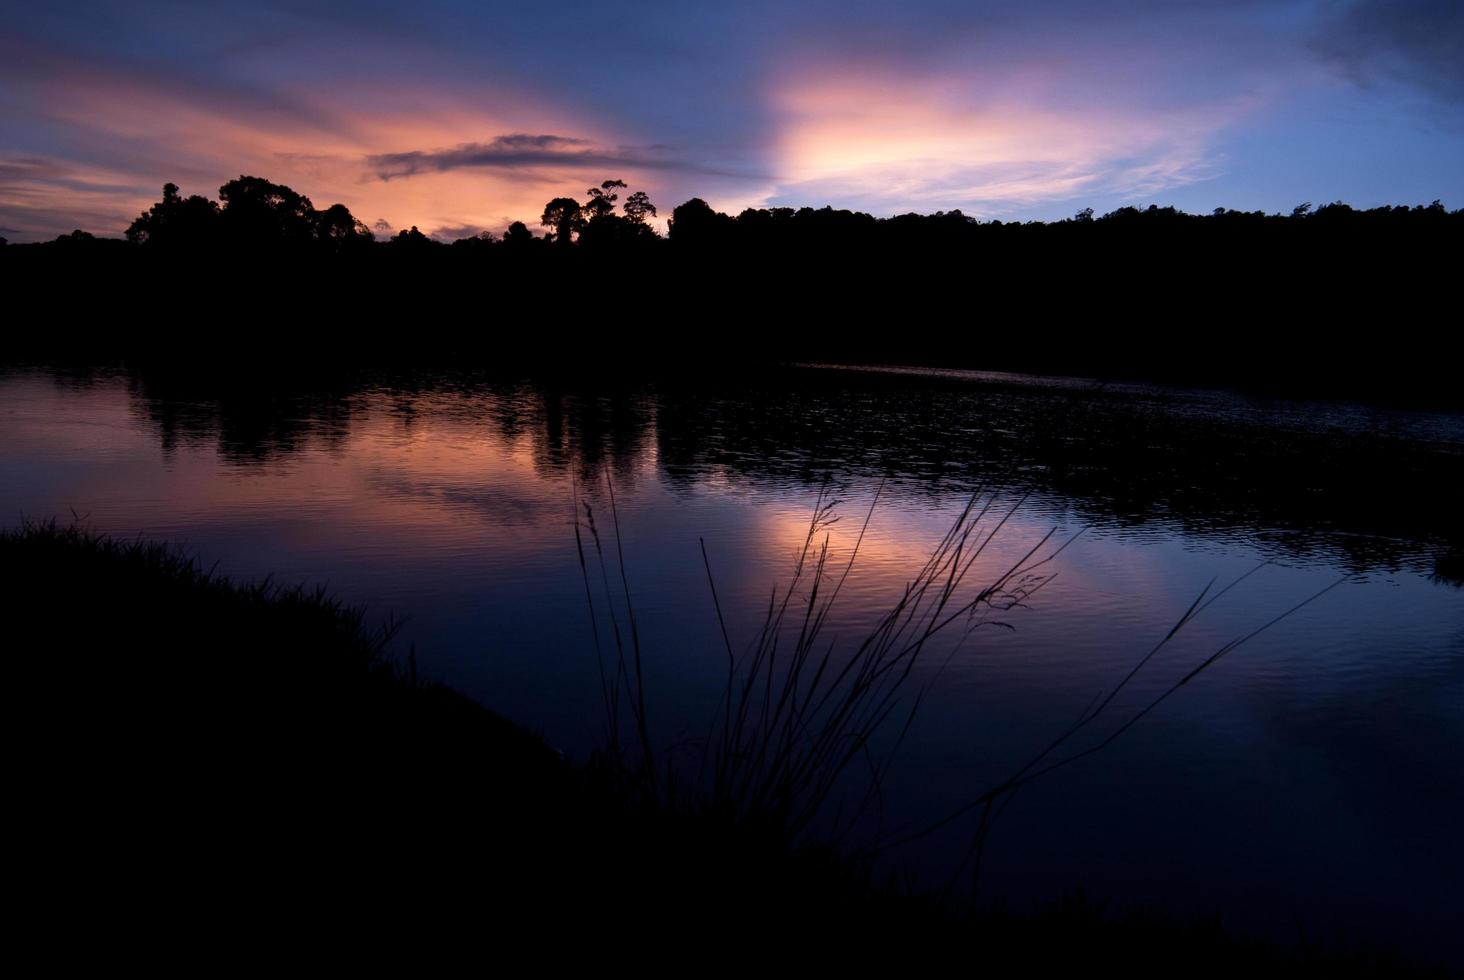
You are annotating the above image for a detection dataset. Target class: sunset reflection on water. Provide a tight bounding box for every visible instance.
[2,365,1460,960]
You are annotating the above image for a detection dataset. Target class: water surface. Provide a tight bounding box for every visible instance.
[3,363,1460,962]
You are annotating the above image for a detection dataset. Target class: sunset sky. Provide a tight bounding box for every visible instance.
[3,0,1462,242]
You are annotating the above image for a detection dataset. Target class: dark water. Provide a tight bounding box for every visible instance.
[3,363,1461,963]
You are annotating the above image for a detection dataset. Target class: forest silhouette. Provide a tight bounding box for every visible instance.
[6,174,1461,399]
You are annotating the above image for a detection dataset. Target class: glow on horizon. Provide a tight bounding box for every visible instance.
[0,55,642,241]
[2,2,1462,241]
[768,70,1258,213]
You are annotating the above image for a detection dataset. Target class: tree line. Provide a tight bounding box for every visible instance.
[6,172,1460,403]
[5,174,1458,257]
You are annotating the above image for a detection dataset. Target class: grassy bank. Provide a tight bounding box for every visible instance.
[2,522,1443,973]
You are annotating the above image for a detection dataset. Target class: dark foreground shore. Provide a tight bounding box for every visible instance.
[3,522,1446,973]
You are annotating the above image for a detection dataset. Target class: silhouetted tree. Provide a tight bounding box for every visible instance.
[219,176,320,245]
[502,221,535,249]
[390,226,432,248]
[126,176,370,251]
[541,197,584,245]
[668,198,733,246]
[315,203,374,248]
[624,191,657,225]
[584,179,627,220]
[127,183,221,247]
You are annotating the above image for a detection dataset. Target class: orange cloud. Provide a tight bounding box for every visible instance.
[765,69,1256,215]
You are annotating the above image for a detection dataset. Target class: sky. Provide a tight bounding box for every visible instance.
[2,0,1462,242]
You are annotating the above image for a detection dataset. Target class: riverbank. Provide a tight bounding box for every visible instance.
[3,521,1446,972]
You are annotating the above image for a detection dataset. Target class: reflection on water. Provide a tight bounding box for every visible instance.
[3,363,1461,963]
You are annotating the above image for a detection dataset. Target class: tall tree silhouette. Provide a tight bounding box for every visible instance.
[126,183,220,247]
[541,197,584,245]
[315,203,375,249]
[668,197,733,246]
[219,176,320,245]
[125,178,369,251]
[501,221,535,249]
[584,179,627,220]
[624,191,657,225]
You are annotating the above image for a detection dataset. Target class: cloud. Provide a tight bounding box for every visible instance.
[366,134,760,183]
[763,71,1251,216]
[369,134,591,180]
[1315,0,1464,105]
[0,156,157,241]
[428,223,490,242]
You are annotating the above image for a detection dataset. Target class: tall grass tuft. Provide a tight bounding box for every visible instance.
[573,475,1348,876]
[574,481,1073,832]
